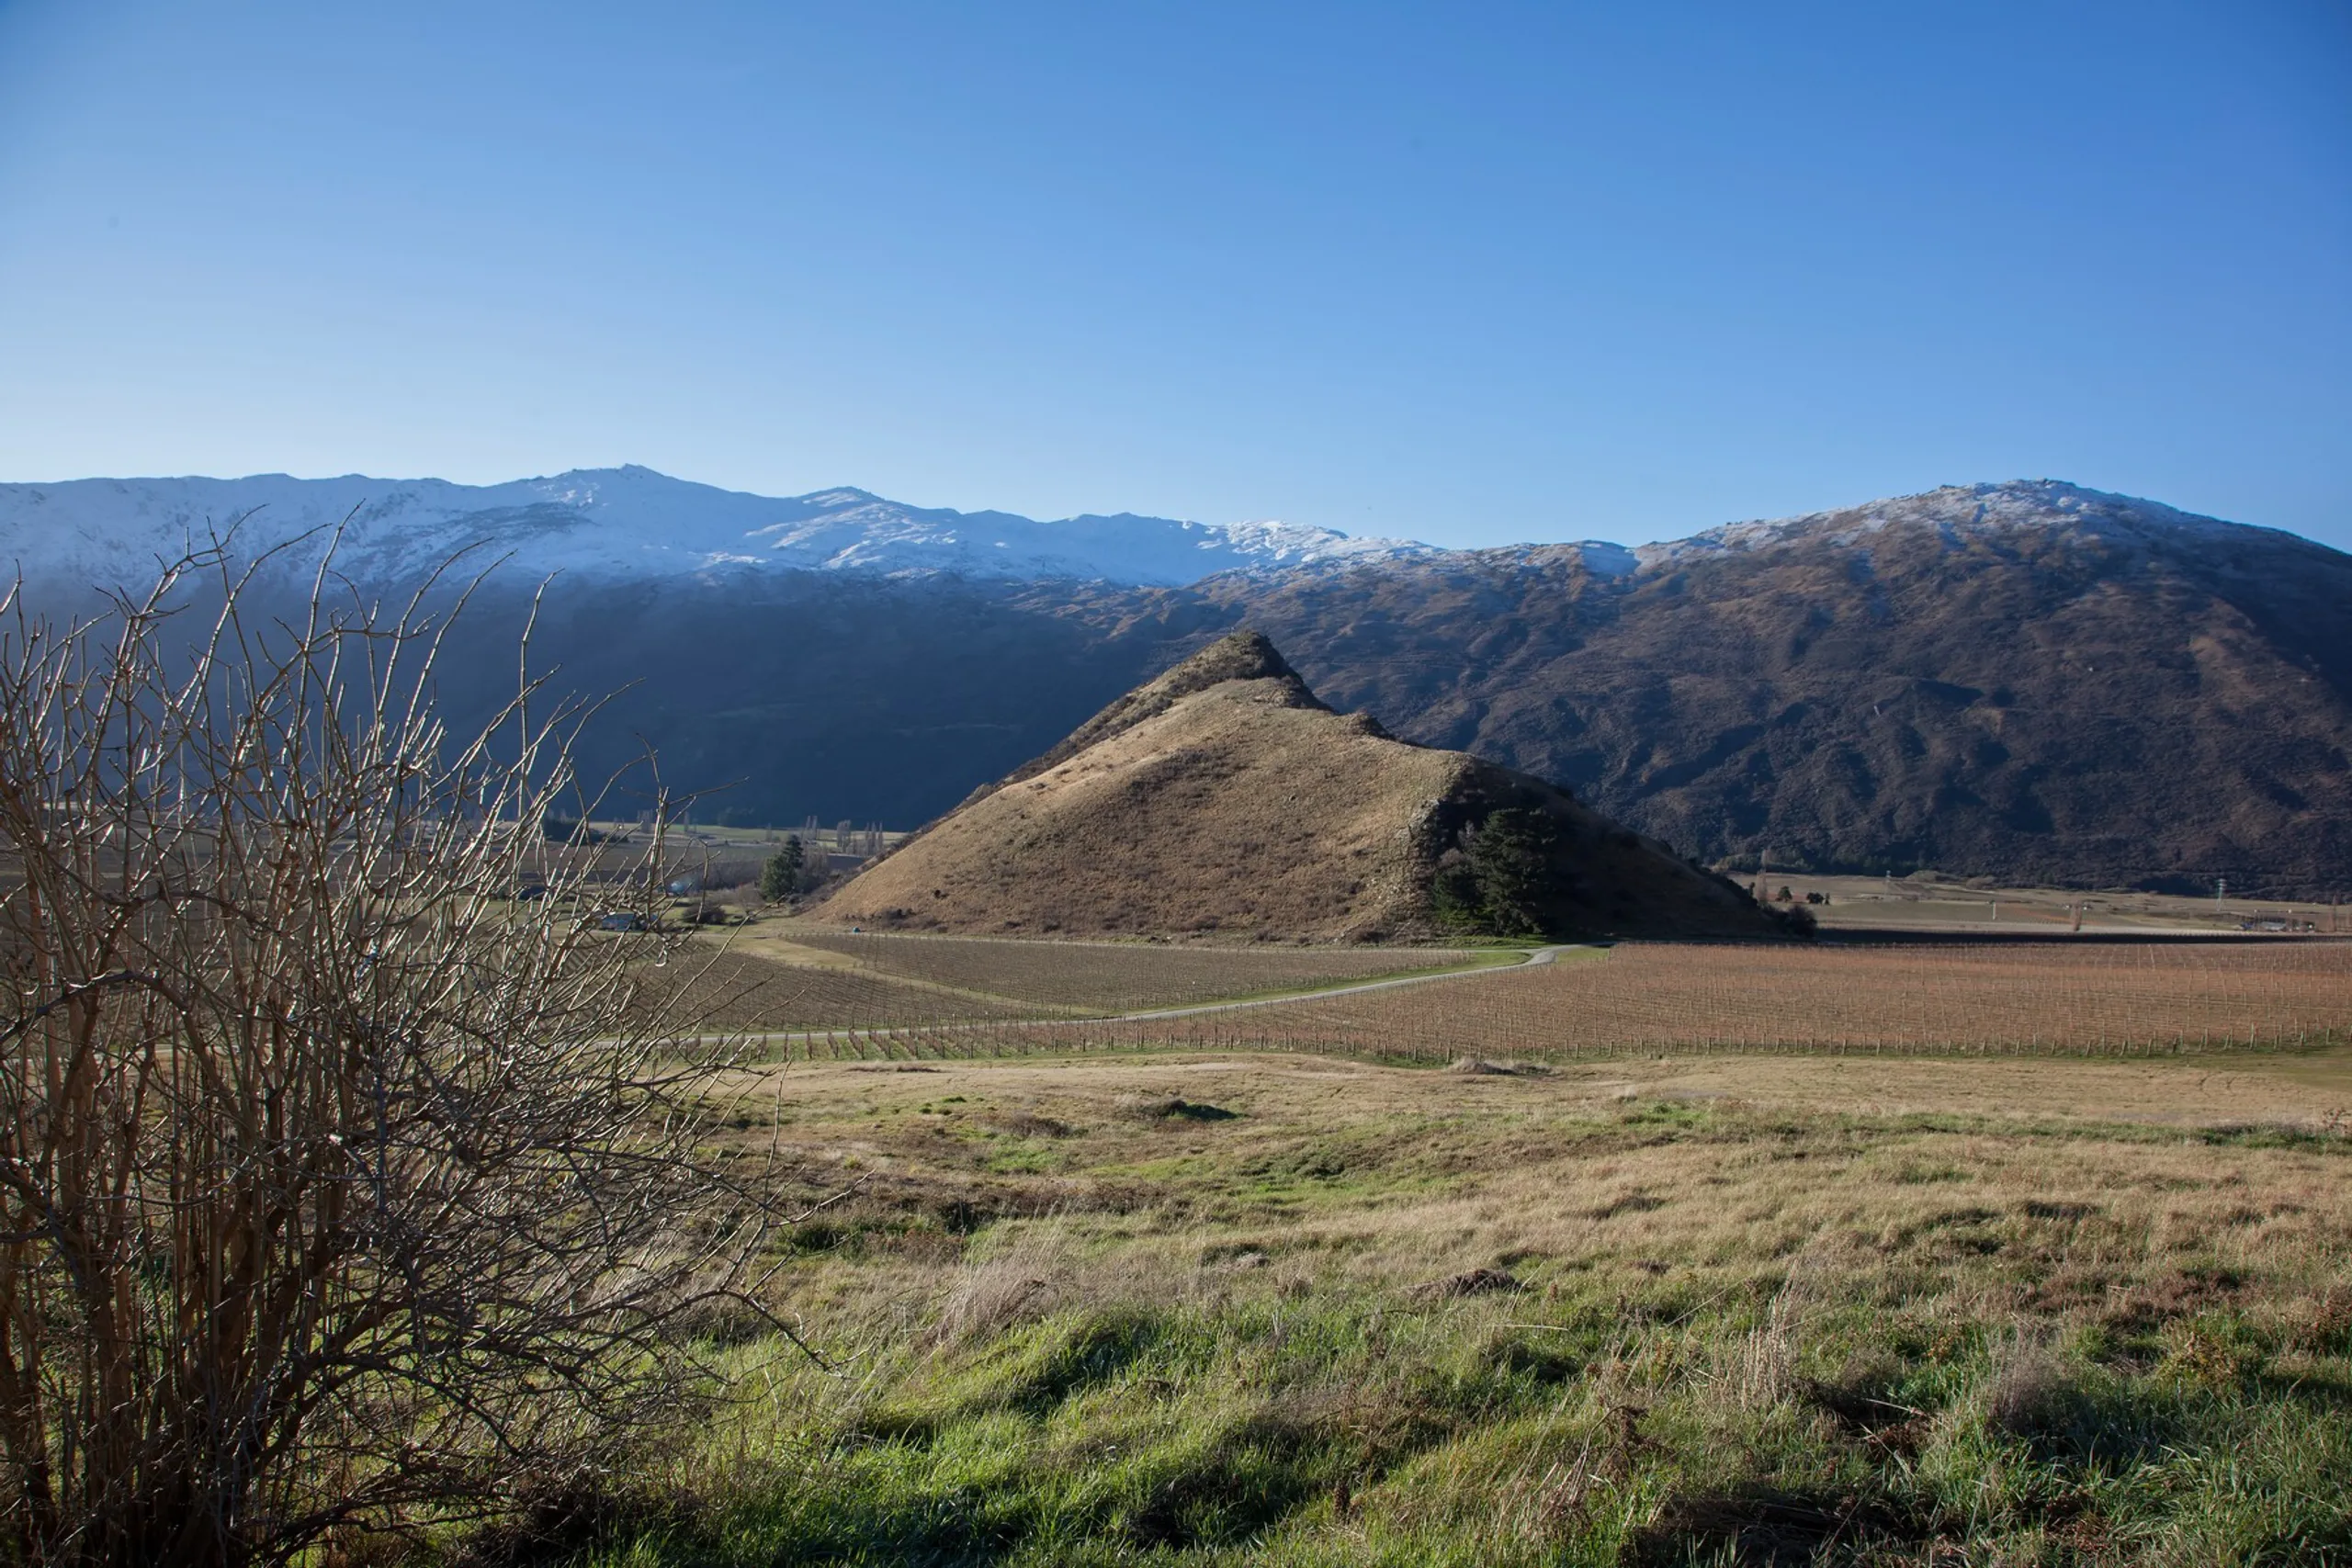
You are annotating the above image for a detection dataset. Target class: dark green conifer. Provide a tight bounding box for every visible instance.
[761,835,807,902]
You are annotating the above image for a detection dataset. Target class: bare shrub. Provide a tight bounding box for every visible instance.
[0,543,763,1563]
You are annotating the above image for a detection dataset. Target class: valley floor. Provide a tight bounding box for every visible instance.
[646,931,2352,1062]
[541,1046,2352,1566]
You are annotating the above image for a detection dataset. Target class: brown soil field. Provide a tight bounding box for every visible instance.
[717,937,2352,1063]
[776,925,1493,1011]
[1195,939,2352,1058]
[636,947,1043,1032]
[639,930,1498,1032]
[1777,872,2351,935]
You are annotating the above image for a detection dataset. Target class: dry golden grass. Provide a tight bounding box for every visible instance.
[815,670,1476,941]
[1777,873,2348,935]
[707,1045,2352,1363]
[715,1047,2352,1278]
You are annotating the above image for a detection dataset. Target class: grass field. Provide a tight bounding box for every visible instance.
[527,1045,2352,1566]
[513,934,2352,1564]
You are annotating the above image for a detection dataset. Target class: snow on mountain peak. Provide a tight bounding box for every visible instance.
[1629,480,2269,570]
[0,469,2284,602]
[0,469,1434,592]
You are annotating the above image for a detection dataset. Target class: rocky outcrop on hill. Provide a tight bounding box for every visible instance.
[814,632,1775,942]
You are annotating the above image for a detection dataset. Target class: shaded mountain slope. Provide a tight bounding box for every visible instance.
[404,571,1193,829]
[1204,483,2352,894]
[72,478,2346,897]
[816,632,1773,942]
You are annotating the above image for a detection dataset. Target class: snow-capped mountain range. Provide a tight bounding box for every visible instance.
[0,467,1435,591]
[1631,479,2285,569]
[0,468,2294,596]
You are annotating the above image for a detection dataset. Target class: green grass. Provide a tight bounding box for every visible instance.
[559,1287,2352,1566]
[426,1054,2352,1566]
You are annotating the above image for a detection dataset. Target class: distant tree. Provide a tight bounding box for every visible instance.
[1431,808,1562,937]
[1430,859,1484,930]
[762,835,808,901]
[1774,901,1819,938]
[1467,808,1561,936]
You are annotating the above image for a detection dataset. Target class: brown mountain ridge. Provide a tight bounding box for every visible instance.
[816,631,1776,942]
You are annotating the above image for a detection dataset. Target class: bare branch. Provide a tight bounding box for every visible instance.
[0,547,771,1563]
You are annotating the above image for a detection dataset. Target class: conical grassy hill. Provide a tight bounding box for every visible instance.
[815,632,1775,942]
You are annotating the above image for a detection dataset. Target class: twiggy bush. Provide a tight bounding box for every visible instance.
[0,545,760,1564]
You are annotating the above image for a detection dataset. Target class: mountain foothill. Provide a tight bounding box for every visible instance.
[816,630,1777,942]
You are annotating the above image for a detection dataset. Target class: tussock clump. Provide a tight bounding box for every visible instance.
[1721,1289,1805,1412]
[1630,1487,1930,1568]
[455,1470,687,1568]
[925,1254,1061,1350]
[1117,1094,1238,1122]
[987,1111,1076,1138]
[1410,1268,1524,1301]
[1803,1349,1926,1448]
[657,1291,781,1349]
[1980,1333,2086,1439]
[1447,1056,1551,1077]
[2160,1313,2267,1387]
[2297,1286,2352,1355]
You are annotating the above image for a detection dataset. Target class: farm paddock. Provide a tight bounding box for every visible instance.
[516,1045,2352,1567]
[469,934,2352,1565]
[667,934,2352,1063]
[1198,938,2352,1060]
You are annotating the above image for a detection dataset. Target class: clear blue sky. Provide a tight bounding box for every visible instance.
[1,1,2346,550]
